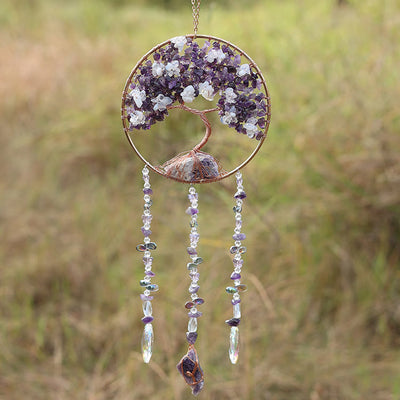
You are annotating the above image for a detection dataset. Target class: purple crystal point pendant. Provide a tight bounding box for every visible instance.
[226,171,247,364]
[177,345,205,396]
[138,166,156,363]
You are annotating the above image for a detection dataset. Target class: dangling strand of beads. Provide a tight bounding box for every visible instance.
[185,185,204,343]
[176,185,205,396]
[226,171,248,364]
[136,165,158,363]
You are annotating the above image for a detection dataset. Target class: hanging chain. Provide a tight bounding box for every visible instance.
[191,0,201,37]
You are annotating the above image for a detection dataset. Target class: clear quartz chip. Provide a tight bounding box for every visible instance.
[142,301,152,316]
[188,317,198,332]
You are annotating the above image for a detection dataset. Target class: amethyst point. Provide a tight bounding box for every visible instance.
[176,346,204,396]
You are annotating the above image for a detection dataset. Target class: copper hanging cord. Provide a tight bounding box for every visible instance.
[191,0,201,37]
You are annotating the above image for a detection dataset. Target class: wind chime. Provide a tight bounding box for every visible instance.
[121,0,271,395]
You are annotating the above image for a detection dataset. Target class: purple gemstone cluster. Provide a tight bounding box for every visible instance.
[123,36,268,140]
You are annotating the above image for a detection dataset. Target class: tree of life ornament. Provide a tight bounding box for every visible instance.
[121,31,271,397]
[121,35,271,184]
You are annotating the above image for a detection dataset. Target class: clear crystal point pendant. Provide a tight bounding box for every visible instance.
[121,1,271,395]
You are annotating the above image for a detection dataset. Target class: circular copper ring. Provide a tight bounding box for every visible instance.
[121,34,271,184]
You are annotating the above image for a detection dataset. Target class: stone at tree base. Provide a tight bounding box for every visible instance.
[163,151,219,182]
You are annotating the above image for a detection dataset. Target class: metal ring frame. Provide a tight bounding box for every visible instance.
[121,34,272,184]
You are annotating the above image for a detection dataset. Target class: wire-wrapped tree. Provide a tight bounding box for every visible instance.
[122,35,270,183]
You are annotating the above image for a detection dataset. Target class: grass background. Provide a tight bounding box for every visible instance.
[0,0,399,399]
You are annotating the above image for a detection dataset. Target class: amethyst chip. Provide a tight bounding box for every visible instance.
[188,311,203,318]
[141,316,154,324]
[140,294,154,301]
[186,207,199,216]
[232,233,246,241]
[233,259,244,267]
[230,272,242,280]
[187,247,197,256]
[234,190,247,199]
[225,318,241,327]
[141,227,152,237]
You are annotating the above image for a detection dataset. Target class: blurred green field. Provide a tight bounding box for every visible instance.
[0,0,400,399]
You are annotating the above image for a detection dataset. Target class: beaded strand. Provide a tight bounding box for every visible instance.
[185,185,205,345]
[226,171,248,364]
[136,166,158,363]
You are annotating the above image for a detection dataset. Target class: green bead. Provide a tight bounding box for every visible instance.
[146,242,157,250]
[146,284,159,292]
[193,257,203,265]
[226,286,238,294]
[187,263,198,271]
[233,205,242,213]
